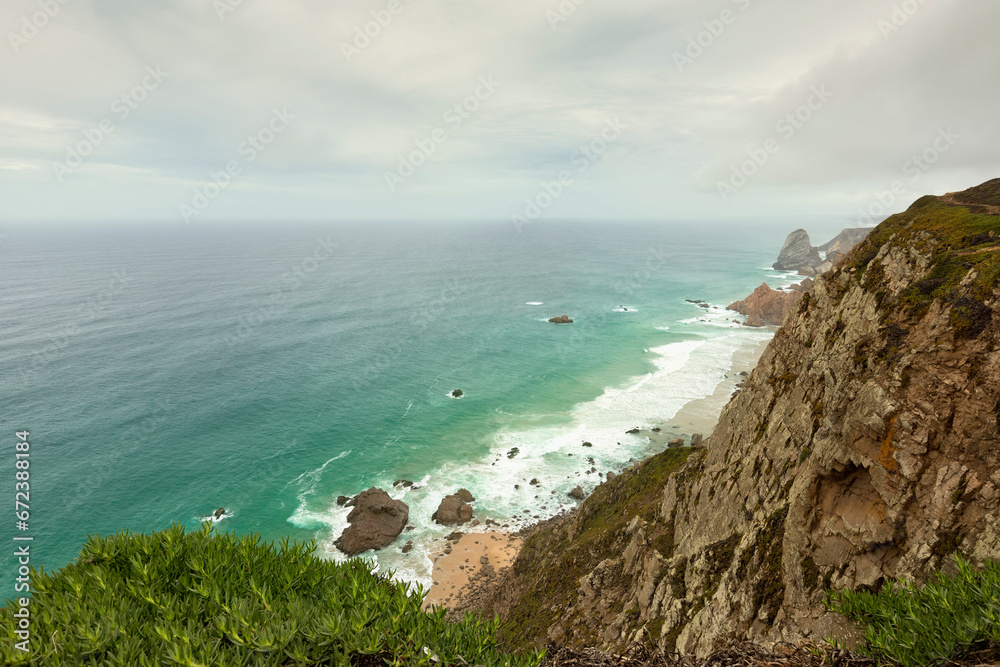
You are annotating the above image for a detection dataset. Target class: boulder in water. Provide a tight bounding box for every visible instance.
[432,494,474,526]
[334,487,409,556]
[548,315,574,324]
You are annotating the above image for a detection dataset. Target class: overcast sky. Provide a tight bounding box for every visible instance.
[1,0,997,226]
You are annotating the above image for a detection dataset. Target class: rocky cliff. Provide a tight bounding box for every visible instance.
[818,228,872,263]
[728,280,812,327]
[774,227,873,276]
[773,229,823,272]
[465,180,1000,656]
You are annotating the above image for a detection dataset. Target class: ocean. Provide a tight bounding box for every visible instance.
[0,218,849,593]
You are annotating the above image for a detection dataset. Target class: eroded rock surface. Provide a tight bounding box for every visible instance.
[465,183,1000,657]
[433,493,475,526]
[773,230,822,271]
[335,488,408,556]
[727,281,812,327]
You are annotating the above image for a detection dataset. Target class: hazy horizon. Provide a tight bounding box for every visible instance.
[1,0,998,227]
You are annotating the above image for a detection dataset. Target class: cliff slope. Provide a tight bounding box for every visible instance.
[467,180,1000,656]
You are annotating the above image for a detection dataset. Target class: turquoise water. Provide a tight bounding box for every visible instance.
[0,219,847,591]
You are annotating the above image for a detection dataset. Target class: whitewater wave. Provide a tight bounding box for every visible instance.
[291,327,772,591]
[198,509,233,524]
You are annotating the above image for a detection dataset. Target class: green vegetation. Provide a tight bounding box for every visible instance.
[827,555,1000,667]
[735,505,788,627]
[499,447,696,649]
[845,195,1000,333]
[0,524,543,667]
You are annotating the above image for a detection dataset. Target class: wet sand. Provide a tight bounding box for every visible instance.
[644,336,771,449]
[423,531,522,610]
[421,335,772,610]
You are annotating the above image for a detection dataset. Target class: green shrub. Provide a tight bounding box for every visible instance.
[0,523,544,667]
[826,554,1000,667]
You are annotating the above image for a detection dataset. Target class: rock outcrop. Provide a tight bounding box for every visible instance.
[466,181,1000,657]
[817,228,871,262]
[774,227,872,276]
[727,280,813,327]
[335,487,409,556]
[549,315,574,324]
[433,492,475,525]
[773,230,822,271]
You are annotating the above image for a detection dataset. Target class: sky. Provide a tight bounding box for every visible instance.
[1,0,998,226]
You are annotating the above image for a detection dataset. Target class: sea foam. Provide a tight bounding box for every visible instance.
[298,330,771,592]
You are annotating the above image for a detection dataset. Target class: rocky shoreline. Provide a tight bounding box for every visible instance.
[330,228,819,601]
[416,335,773,611]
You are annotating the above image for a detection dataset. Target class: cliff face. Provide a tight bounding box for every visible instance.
[470,180,1000,656]
[818,228,872,262]
[773,229,823,271]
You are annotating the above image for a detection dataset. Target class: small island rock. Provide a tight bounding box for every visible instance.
[548,315,574,324]
[432,494,474,526]
[334,487,409,557]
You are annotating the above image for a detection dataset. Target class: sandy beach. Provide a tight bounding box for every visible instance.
[640,336,771,451]
[423,531,523,610]
[422,335,773,610]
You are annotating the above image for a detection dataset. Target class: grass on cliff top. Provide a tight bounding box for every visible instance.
[827,554,1000,667]
[499,447,696,650]
[0,523,544,667]
[845,194,1000,317]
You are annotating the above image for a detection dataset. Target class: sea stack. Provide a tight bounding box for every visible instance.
[772,229,822,271]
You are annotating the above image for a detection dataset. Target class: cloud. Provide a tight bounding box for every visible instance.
[0,0,997,223]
